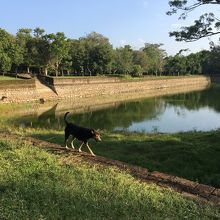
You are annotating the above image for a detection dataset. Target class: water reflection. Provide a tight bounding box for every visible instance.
[1,85,220,133]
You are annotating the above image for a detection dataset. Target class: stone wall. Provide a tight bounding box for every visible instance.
[0,76,211,103]
[0,79,38,103]
[53,76,210,99]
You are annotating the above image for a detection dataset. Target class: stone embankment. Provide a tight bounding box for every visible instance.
[0,76,211,103]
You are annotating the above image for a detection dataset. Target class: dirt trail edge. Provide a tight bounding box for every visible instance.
[0,132,219,206]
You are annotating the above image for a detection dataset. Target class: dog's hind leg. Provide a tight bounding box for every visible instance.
[71,138,76,149]
[64,131,70,149]
[86,143,95,156]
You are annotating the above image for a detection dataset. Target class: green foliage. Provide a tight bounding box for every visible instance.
[164,50,211,75]
[0,29,23,72]
[1,26,220,76]
[132,64,143,77]
[78,32,113,75]
[113,45,134,74]
[142,43,166,76]
[167,1,220,41]
[44,32,70,76]
[0,139,219,219]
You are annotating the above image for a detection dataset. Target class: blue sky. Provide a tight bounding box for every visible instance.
[1,0,219,55]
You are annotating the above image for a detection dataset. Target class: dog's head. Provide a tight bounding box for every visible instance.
[91,129,101,142]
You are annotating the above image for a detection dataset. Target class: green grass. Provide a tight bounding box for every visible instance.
[0,139,219,219]
[24,128,220,188]
[0,76,22,81]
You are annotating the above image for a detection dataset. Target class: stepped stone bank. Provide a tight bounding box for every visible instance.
[0,76,211,103]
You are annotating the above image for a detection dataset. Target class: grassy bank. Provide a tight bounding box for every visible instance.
[0,76,22,81]
[24,128,220,188]
[0,139,219,219]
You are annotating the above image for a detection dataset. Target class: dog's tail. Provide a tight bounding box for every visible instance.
[64,112,70,125]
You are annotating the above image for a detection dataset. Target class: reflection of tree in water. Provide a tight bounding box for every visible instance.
[69,98,165,130]
[164,85,220,113]
[9,98,166,131]
[4,85,220,131]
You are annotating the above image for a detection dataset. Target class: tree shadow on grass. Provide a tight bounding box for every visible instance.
[31,130,220,188]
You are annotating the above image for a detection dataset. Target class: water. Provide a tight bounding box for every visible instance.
[1,85,220,133]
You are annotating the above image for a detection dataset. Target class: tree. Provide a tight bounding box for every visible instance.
[113,45,134,75]
[69,39,86,75]
[142,44,166,76]
[44,32,70,76]
[167,0,220,42]
[132,65,143,77]
[16,28,33,73]
[132,50,148,72]
[164,49,211,75]
[207,45,220,74]
[0,28,23,73]
[79,32,113,75]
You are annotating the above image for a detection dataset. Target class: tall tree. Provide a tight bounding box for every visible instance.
[0,28,23,73]
[207,45,220,74]
[44,32,70,76]
[142,44,166,76]
[132,50,148,72]
[16,28,33,73]
[79,32,113,75]
[167,0,220,42]
[113,45,133,75]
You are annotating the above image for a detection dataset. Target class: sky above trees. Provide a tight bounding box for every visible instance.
[0,0,219,55]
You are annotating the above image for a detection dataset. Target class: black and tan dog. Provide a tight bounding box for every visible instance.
[64,112,101,156]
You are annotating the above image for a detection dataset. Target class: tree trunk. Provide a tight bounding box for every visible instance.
[45,67,48,76]
[55,61,59,77]
[87,68,92,76]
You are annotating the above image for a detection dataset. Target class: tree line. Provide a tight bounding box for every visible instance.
[0,27,220,77]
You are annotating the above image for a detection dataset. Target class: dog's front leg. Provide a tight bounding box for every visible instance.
[86,143,95,156]
[65,141,69,149]
[78,142,84,152]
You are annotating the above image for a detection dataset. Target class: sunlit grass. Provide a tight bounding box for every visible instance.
[18,127,220,188]
[0,139,219,219]
[0,76,22,81]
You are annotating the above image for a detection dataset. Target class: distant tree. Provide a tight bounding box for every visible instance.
[79,32,113,75]
[207,44,220,74]
[132,65,143,77]
[164,55,186,76]
[167,0,220,42]
[0,28,23,73]
[44,32,70,76]
[16,28,33,73]
[69,39,86,75]
[164,49,211,75]
[132,50,148,73]
[142,43,166,76]
[113,45,133,75]
[30,28,51,75]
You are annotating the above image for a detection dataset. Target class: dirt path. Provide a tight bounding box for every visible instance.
[0,132,219,206]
